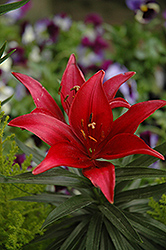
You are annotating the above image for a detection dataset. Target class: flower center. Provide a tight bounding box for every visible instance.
[140,4,148,12]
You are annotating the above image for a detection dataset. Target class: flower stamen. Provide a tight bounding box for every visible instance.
[70,85,80,92]
[64,94,69,102]
[88,122,96,129]
[81,119,84,127]
[88,135,97,142]
[80,129,86,140]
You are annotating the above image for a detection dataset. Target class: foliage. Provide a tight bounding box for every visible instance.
[0,139,166,249]
[148,194,166,225]
[0,105,51,250]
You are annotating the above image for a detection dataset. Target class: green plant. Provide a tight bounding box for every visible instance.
[0,105,50,249]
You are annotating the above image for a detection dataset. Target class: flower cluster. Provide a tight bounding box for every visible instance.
[8,54,166,203]
[77,13,110,75]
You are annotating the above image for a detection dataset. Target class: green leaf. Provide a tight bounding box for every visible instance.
[116,167,166,182]
[100,224,114,250]
[124,212,166,246]
[0,0,30,16]
[0,49,16,64]
[1,94,14,106]
[12,193,71,205]
[127,141,166,167]
[0,168,90,188]
[104,218,130,250]
[0,41,6,58]
[59,220,89,250]
[42,195,95,229]
[15,138,45,164]
[115,182,166,204]
[32,214,89,243]
[86,212,103,250]
[99,204,142,243]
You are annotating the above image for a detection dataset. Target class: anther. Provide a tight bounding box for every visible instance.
[88,122,96,129]
[81,119,84,128]
[80,129,86,140]
[88,135,97,142]
[70,85,80,92]
[64,95,69,102]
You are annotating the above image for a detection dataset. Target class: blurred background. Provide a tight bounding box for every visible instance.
[1,0,166,24]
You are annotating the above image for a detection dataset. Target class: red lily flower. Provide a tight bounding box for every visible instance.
[60,54,134,114]
[9,68,166,204]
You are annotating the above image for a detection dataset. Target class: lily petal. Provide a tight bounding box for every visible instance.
[109,97,131,109]
[8,112,78,147]
[110,100,166,137]
[69,70,113,148]
[100,133,164,160]
[33,142,91,175]
[103,72,136,101]
[60,54,85,115]
[12,72,65,122]
[83,161,115,203]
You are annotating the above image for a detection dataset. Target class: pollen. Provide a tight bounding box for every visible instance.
[140,4,148,12]
[88,122,96,129]
[88,135,97,142]
[80,129,86,140]
[81,119,84,127]
[70,85,80,92]
[64,94,69,102]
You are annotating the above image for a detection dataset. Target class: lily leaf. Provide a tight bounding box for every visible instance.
[0,0,30,16]
[124,212,166,247]
[0,168,91,188]
[0,41,6,58]
[15,137,45,165]
[115,182,166,204]
[12,193,71,205]
[104,218,135,250]
[42,195,95,229]
[127,141,166,167]
[99,203,142,243]
[1,94,14,106]
[0,48,16,65]
[116,167,166,181]
[86,212,103,250]
[59,219,89,250]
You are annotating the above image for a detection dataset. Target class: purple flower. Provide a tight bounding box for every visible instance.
[104,63,138,104]
[34,18,59,46]
[77,46,104,74]
[13,153,32,170]
[126,0,160,23]
[84,13,103,27]
[8,45,27,66]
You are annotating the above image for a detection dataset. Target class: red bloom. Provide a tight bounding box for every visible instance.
[8,57,166,203]
[60,54,134,115]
